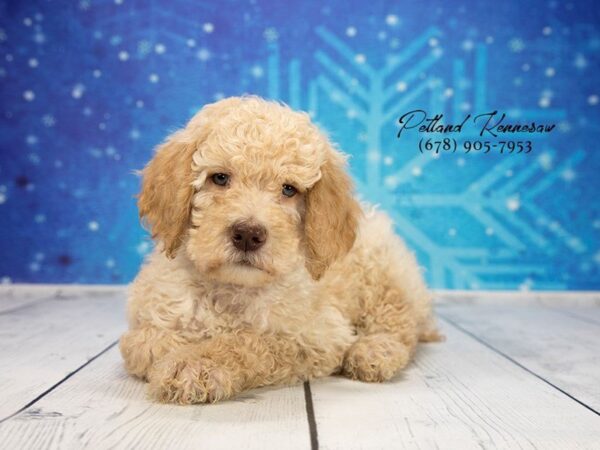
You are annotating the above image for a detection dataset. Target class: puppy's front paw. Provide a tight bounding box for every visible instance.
[342,334,411,382]
[148,356,234,404]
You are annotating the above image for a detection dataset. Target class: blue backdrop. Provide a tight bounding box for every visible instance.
[0,0,599,289]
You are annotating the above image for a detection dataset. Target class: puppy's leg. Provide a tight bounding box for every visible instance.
[148,328,352,404]
[343,287,421,382]
[119,327,189,380]
[340,211,442,382]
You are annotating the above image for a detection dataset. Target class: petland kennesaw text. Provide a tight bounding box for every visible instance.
[397,110,557,139]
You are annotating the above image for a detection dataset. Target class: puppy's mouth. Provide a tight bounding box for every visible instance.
[237,258,256,268]
[232,255,273,275]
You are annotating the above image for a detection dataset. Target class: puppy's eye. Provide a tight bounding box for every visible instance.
[282,184,297,197]
[211,173,230,186]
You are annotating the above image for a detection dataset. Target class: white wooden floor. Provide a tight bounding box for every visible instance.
[0,286,599,450]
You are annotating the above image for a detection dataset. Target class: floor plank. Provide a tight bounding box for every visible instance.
[0,347,311,450]
[0,289,126,420]
[310,323,600,450]
[549,306,600,327]
[439,303,600,413]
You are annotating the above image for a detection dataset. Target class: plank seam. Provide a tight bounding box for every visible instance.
[0,340,119,424]
[545,307,600,327]
[0,295,57,316]
[303,381,319,450]
[439,314,600,417]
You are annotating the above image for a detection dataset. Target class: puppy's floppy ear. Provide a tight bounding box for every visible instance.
[138,131,197,258]
[304,148,362,280]
[138,97,245,258]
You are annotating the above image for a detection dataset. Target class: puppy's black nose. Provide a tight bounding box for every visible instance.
[231,221,267,252]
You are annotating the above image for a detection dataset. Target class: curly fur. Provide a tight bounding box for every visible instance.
[120,96,442,404]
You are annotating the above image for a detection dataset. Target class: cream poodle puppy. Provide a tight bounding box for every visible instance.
[120,96,441,404]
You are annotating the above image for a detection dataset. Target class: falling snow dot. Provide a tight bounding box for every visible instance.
[508,38,525,53]
[0,192,6,204]
[444,88,454,98]
[396,81,407,92]
[457,158,465,167]
[462,39,474,51]
[539,97,550,108]
[155,43,166,54]
[23,17,33,27]
[197,48,210,61]
[485,227,494,236]
[574,54,587,69]
[137,40,151,55]
[346,26,357,37]
[561,168,576,181]
[93,69,101,77]
[28,58,38,68]
[106,258,116,268]
[519,279,533,291]
[522,63,530,71]
[136,100,144,108]
[34,32,46,44]
[428,37,439,47]
[187,38,196,47]
[263,27,279,42]
[383,156,394,166]
[385,14,399,26]
[588,95,599,105]
[118,50,129,61]
[137,241,151,255]
[448,228,457,237]
[23,90,35,101]
[149,73,159,83]
[367,150,380,162]
[506,197,520,211]
[72,84,85,99]
[542,26,552,35]
[545,67,555,77]
[42,114,56,127]
[412,166,422,177]
[485,36,494,44]
[203,23,214,33]
[250,65,264,78]
[354,54,366,64]
[88,221,99,231]
[538,153,553,170]
[384,176,398,189]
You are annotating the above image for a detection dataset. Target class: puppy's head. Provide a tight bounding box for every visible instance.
[138,96,361,287]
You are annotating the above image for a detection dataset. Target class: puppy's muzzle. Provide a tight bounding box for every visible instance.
[231,221,267,252]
